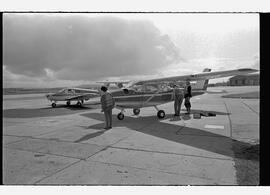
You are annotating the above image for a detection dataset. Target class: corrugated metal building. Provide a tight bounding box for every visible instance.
[229,74,259,86]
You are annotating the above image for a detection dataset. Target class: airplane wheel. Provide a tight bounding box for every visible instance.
[157,110,165,119]
[117,113,124,120]
[133,108,140,115]
[66,101,71,106]
[52,103,56,108]
[76,101,82,107]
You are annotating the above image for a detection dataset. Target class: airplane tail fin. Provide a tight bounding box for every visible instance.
[192,68,211,90]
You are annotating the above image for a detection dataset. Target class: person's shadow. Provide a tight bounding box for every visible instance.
[78,112,258,161]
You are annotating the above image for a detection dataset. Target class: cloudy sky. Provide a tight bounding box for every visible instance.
[3,13,259,88]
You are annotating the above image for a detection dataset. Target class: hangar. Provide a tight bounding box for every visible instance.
[229,74,259,86]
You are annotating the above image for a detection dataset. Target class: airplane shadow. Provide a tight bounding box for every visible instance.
[79,112,258,161]
[40,104,95,110]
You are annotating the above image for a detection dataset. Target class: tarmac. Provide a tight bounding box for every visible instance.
[3,86,259,185]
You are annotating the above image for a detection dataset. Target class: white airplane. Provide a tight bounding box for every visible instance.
[109,68,258,120]
[46,87,100,107]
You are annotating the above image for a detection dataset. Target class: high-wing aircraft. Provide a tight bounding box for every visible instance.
[46,87,100,107]
[107,68,258,120]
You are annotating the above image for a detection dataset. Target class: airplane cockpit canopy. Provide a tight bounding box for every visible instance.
[58,88,76,94]
[122,88,137,95]
[58,88,67,94]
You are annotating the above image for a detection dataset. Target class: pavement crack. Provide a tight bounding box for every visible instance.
[175,125,186,135]
[108,146,233,161]
[3,146,83,160]
[3,137,27,145]
[84,146,110,160]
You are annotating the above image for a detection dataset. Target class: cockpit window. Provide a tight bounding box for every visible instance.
[58,89,66,94]
[123,88,129,94]
[159,84,171,92]
[133,85,144,92]
[67,89,75,93]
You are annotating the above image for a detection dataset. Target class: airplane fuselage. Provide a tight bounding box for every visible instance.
[110,88,205,109]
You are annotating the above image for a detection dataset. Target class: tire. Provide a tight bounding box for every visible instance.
[76,101,82,107]
[66,101,71,106]
[52,103,56,108]
[117,113,124,120]
[133,108,140,115]
[157,110,165,119]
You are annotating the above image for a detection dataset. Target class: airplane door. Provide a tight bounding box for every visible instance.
[128,88,144,108]
[142,85,160,107]
[125,85,144,108]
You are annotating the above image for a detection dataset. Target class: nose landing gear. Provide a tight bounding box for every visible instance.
[52,102,57,108]
[117,113,125,120]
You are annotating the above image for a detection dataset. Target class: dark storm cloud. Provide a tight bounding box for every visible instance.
[4,14,181,80]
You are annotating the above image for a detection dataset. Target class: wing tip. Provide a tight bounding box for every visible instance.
[238,68,258,72]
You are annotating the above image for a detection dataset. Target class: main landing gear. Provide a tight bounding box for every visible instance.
[76,100,84,107]
[117,108,125,120]
[117,113,125,120]
[154,106,165,119]
[157,110,165,119]
[116,107,166,120]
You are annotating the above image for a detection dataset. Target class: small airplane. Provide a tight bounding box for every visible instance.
[46,87,100,107]
[108,68,258,120]
[46,68,258,120]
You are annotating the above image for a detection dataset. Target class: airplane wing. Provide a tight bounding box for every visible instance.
[66,93,100,101]
[133,68,258,85]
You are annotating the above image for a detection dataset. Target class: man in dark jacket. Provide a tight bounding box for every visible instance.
[184,81,192,114]
[100,86,115,129]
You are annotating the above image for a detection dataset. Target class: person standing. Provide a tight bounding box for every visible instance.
[184,81,192,114]
[172,84,184,116]
[100,86,115,129]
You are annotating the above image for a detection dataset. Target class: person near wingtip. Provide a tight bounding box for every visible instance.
[172,84,184,117]
[100,86,115,130]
